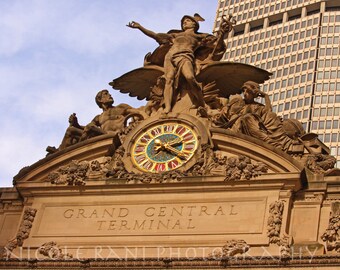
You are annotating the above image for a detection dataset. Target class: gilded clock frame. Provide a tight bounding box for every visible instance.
[122,114,211,174]
[131,121,199,173]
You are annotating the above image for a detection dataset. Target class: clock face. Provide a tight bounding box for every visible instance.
[131,122,198,173]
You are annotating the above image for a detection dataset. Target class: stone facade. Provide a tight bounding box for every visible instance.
[0,127,339,269]
[1,10,340,270]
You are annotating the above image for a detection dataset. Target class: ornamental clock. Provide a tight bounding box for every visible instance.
[131,121,198,173]
[122,114,210,174]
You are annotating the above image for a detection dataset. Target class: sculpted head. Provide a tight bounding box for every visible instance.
[182,17,198,31]
[95,89,114,108]
[181,14,204,32]
[241,81,260,103]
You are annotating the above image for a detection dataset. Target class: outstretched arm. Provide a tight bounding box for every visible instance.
[127,21,158,41]
[127,21,170,44]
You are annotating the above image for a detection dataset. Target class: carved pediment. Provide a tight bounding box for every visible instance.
[14,118,305,193]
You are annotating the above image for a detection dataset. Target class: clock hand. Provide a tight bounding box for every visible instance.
[168,137,183,147]
[153,138,186,159]
[163,143,187,160]
[154,138,164,152]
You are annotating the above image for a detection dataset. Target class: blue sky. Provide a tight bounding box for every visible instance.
[0,1,218,187]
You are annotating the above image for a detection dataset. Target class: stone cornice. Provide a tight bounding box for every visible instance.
[1,255,340,269]
[14,173,302,197]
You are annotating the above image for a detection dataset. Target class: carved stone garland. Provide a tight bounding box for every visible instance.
[216,155,268,181]
[37,241,73,260]
[267,201,290,259]
[0,207,37,259]
[209,239,250,258]
[47,143,269,185]
[47,157,112,185]
[321,202,340,253]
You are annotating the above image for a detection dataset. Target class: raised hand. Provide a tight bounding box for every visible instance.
[68,113,81,128]
[220,14,236,34]
[127,21,141,29]
[257,90,267,98]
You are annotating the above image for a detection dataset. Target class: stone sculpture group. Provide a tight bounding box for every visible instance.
[47,13,336,176]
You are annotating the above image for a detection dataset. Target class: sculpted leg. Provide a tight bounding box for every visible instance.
[163,79,174,113]
[181,61,205,108]
[163,67,176,113]
[59,126,83,150]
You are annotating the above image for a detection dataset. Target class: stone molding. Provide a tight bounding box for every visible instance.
[1,255,340,269]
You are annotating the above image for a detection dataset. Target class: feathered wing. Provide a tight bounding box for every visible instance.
[109,62,271,101]
[109,65,164,100]
[197,62,272,98]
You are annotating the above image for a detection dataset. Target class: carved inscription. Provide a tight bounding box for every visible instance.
[35,200,266,237]
[62,205,238,231]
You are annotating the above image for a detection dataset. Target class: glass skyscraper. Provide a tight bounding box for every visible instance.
[214,0,340,167]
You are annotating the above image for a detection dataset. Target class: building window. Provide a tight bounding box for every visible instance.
[319,121,325,129]
[324,134,330,143]
[332,134,338,143]
[326,120,332,129]
[303,110,309,119]
[269,19,282,26]
[289,14,301,21]
[296,111,302,119]
[314,96,320,104]
[291,100,297,109]
[312,121,318,130]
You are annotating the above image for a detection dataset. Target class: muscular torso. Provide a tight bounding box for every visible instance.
[95,105,131,133]
[168,31,208,55]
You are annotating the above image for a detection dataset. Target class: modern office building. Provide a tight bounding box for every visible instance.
[214,0,340,168]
